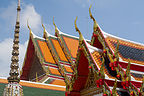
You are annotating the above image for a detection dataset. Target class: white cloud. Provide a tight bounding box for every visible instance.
[21,4,42,34]
[0,38,28,77]
[0,2,42,35]
[0,2,53,77]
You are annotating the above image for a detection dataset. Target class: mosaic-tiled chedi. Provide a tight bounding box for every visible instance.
[3,0,23,96]
[19,5,144,96]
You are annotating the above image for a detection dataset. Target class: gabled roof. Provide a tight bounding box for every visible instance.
[102,32,144,81]
[66,10,144,95]
[104,33,144,65]
[67,30,143,96]
[21,31,66,86]
[21,27,79,88]
[60,34,79,58]
[20,10,144,95]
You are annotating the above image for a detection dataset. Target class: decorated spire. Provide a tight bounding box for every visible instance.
[3,0,23,95]
[8,0,21,83]
[74,16,84,44]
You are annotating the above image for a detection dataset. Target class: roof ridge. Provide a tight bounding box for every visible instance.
[102,31,144,46]
[30,30,45,40]
[43,26,57,38]
[85,40,103,53]
[58,28,80,39]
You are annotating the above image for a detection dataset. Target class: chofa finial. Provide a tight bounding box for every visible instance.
[53,17,59,36]
[74,16,84,43]
[27,19,33,35]
[41,17,46,33]
[89,5,98,32]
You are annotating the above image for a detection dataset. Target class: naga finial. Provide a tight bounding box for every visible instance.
[89,5,97,32]
[75,16,84,43]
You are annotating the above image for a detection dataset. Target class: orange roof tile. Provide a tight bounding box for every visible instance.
[0,78,8,84]
[49,67,61,76]
[20,81,65,91]
[50,79,66,86]
[37,40,55,64]
[51,39,68,62]
[62,36,79,58]
[64,66,73,73]
[92,51,115,79]
[92,51,102,68]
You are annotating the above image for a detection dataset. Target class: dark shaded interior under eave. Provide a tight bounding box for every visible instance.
[0,83,65,96]
[112,42,144,62]
[117,90,130,96]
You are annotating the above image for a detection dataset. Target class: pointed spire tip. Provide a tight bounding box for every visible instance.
[53,17,60,36]
[41,17,46,33]
[27,19,33,36]
[74,17,84,42]
[53,16,57,28]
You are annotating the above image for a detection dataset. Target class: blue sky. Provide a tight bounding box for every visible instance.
[0,0,144,77]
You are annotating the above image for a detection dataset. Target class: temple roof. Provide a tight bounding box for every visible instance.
[20,16,144,95]
[103,31,144,64]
